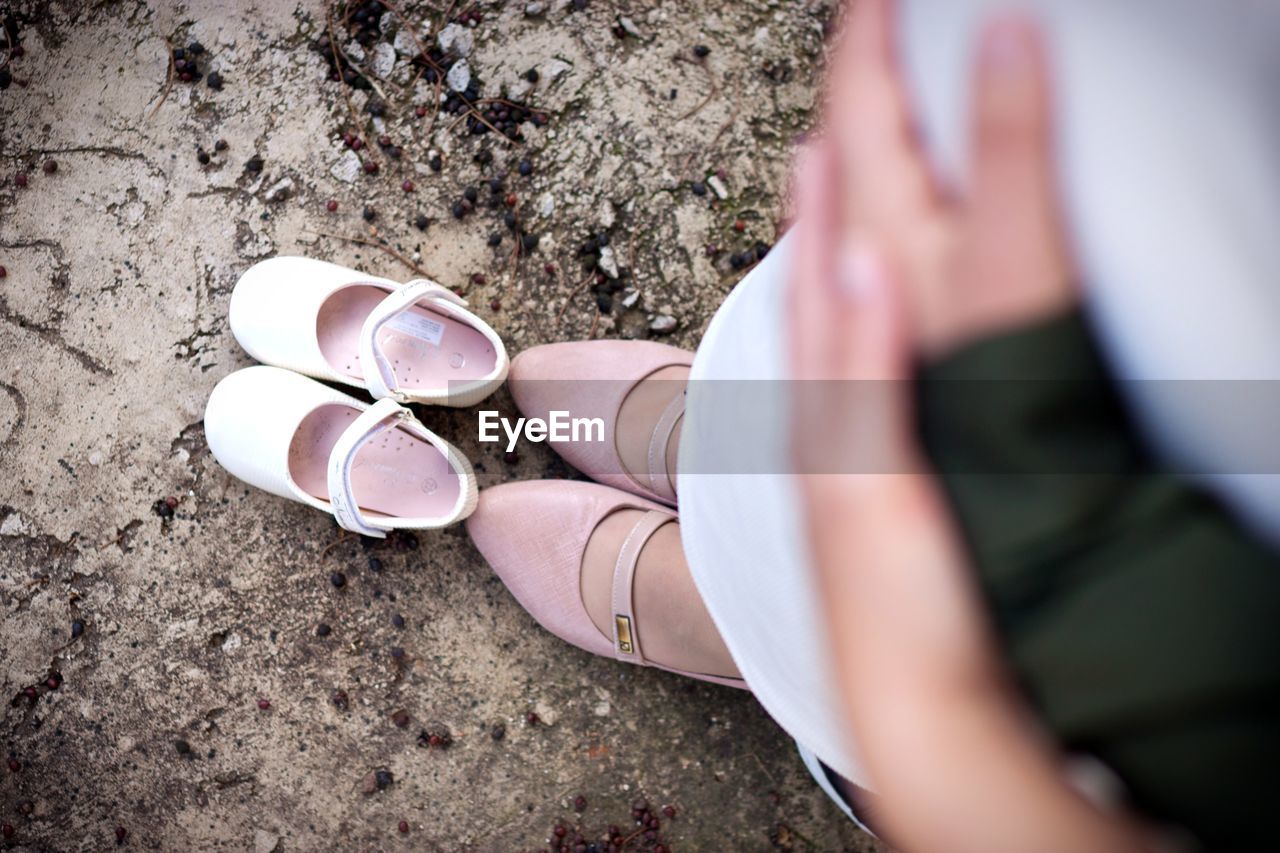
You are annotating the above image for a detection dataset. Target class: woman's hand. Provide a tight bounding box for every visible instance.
[789,1,1153,850]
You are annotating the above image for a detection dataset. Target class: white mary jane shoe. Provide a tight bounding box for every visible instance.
[205,366,478,535]
[229,256,508,408]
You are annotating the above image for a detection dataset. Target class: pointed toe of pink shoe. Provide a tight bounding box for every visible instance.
[507,341,692,504]
[466,480,665,659]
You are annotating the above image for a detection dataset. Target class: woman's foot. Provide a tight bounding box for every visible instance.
[466,480,742,685]
[507,342,692,506]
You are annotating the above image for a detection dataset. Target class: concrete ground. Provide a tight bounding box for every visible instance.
[1,1,882,849]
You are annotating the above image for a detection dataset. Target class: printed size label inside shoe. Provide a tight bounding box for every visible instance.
[387,312,445,346]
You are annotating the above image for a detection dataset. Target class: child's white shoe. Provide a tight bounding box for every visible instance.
[229,256,507,407]
[205,366,478,535]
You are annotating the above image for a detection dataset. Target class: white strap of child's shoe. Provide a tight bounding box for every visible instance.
[358,279,468,401]
[326,397,413,537]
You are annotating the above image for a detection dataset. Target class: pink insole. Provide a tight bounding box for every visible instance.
[317,286,498,393]
[289,404,461,521]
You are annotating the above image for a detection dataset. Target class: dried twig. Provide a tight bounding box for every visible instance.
[326,1,379,161]
[676,56,721,121]
[145,37,176,120]
[302,229,438,280]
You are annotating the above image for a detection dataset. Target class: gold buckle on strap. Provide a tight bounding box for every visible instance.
[615,614,634,654]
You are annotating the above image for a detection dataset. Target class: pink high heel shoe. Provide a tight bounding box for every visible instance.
[507,341,691,506]
[466,480,745,689]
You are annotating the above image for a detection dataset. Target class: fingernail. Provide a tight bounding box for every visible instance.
[981,18,1034,75]
[837,243,879,302]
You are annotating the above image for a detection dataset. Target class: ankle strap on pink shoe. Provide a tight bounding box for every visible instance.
[644,389,685,504]
[610,509,677,662]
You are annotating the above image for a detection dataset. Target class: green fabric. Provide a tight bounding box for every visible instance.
[917,312,1280,851]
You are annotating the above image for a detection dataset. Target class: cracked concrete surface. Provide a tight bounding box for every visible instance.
[1,1,881,850]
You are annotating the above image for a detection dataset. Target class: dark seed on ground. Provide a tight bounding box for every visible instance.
[316,622,332,637]
[214,139,228,151]
[414,214,429,231]
[521,232,539,252]
[451,201,466,218]
[45,673,61,690]
[525,68,539,83]
[115,826,128,843]
[257,698,271,710]
[429,156,442,172]
[197,149,210,165]
[526,711,539,725]
[463,186,478,203]
[662,805,677,818]
[245,155,264,174]
[0,266,6,278]
[368,556,384,572]
[489,298,501,311]
[363,160,378,174]
[733,218,746,232]
[207,71,223,90]
[398,820,409,833]
[188,41,204,55]
[331,689,349,709]
[415,105,427,117]
[595,293,612,314]
[503,450,518,464]
[174,739,191,755]
[574,795,588,812]
[330,571,347,588]
[390,646,405,659]
[694,44,711,58]
[391,709,410,727]
[391,613,405,628]
[375,769,394,789]
[487,232,502,247]
[14,172,27,187]
[401,179,414,192]
[362,206,376,222]
[378,134,392,147]
[471,273,486,285]
[517,159,533,176]
[42,160,57,174]
[7,758,19,772]
[325,199,338,212]
[491,723,505,740]
[71,619,85,638]
[2,824,13,839]
[690,181,706,196]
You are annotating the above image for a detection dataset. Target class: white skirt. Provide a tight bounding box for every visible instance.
[678,0,1280,787]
